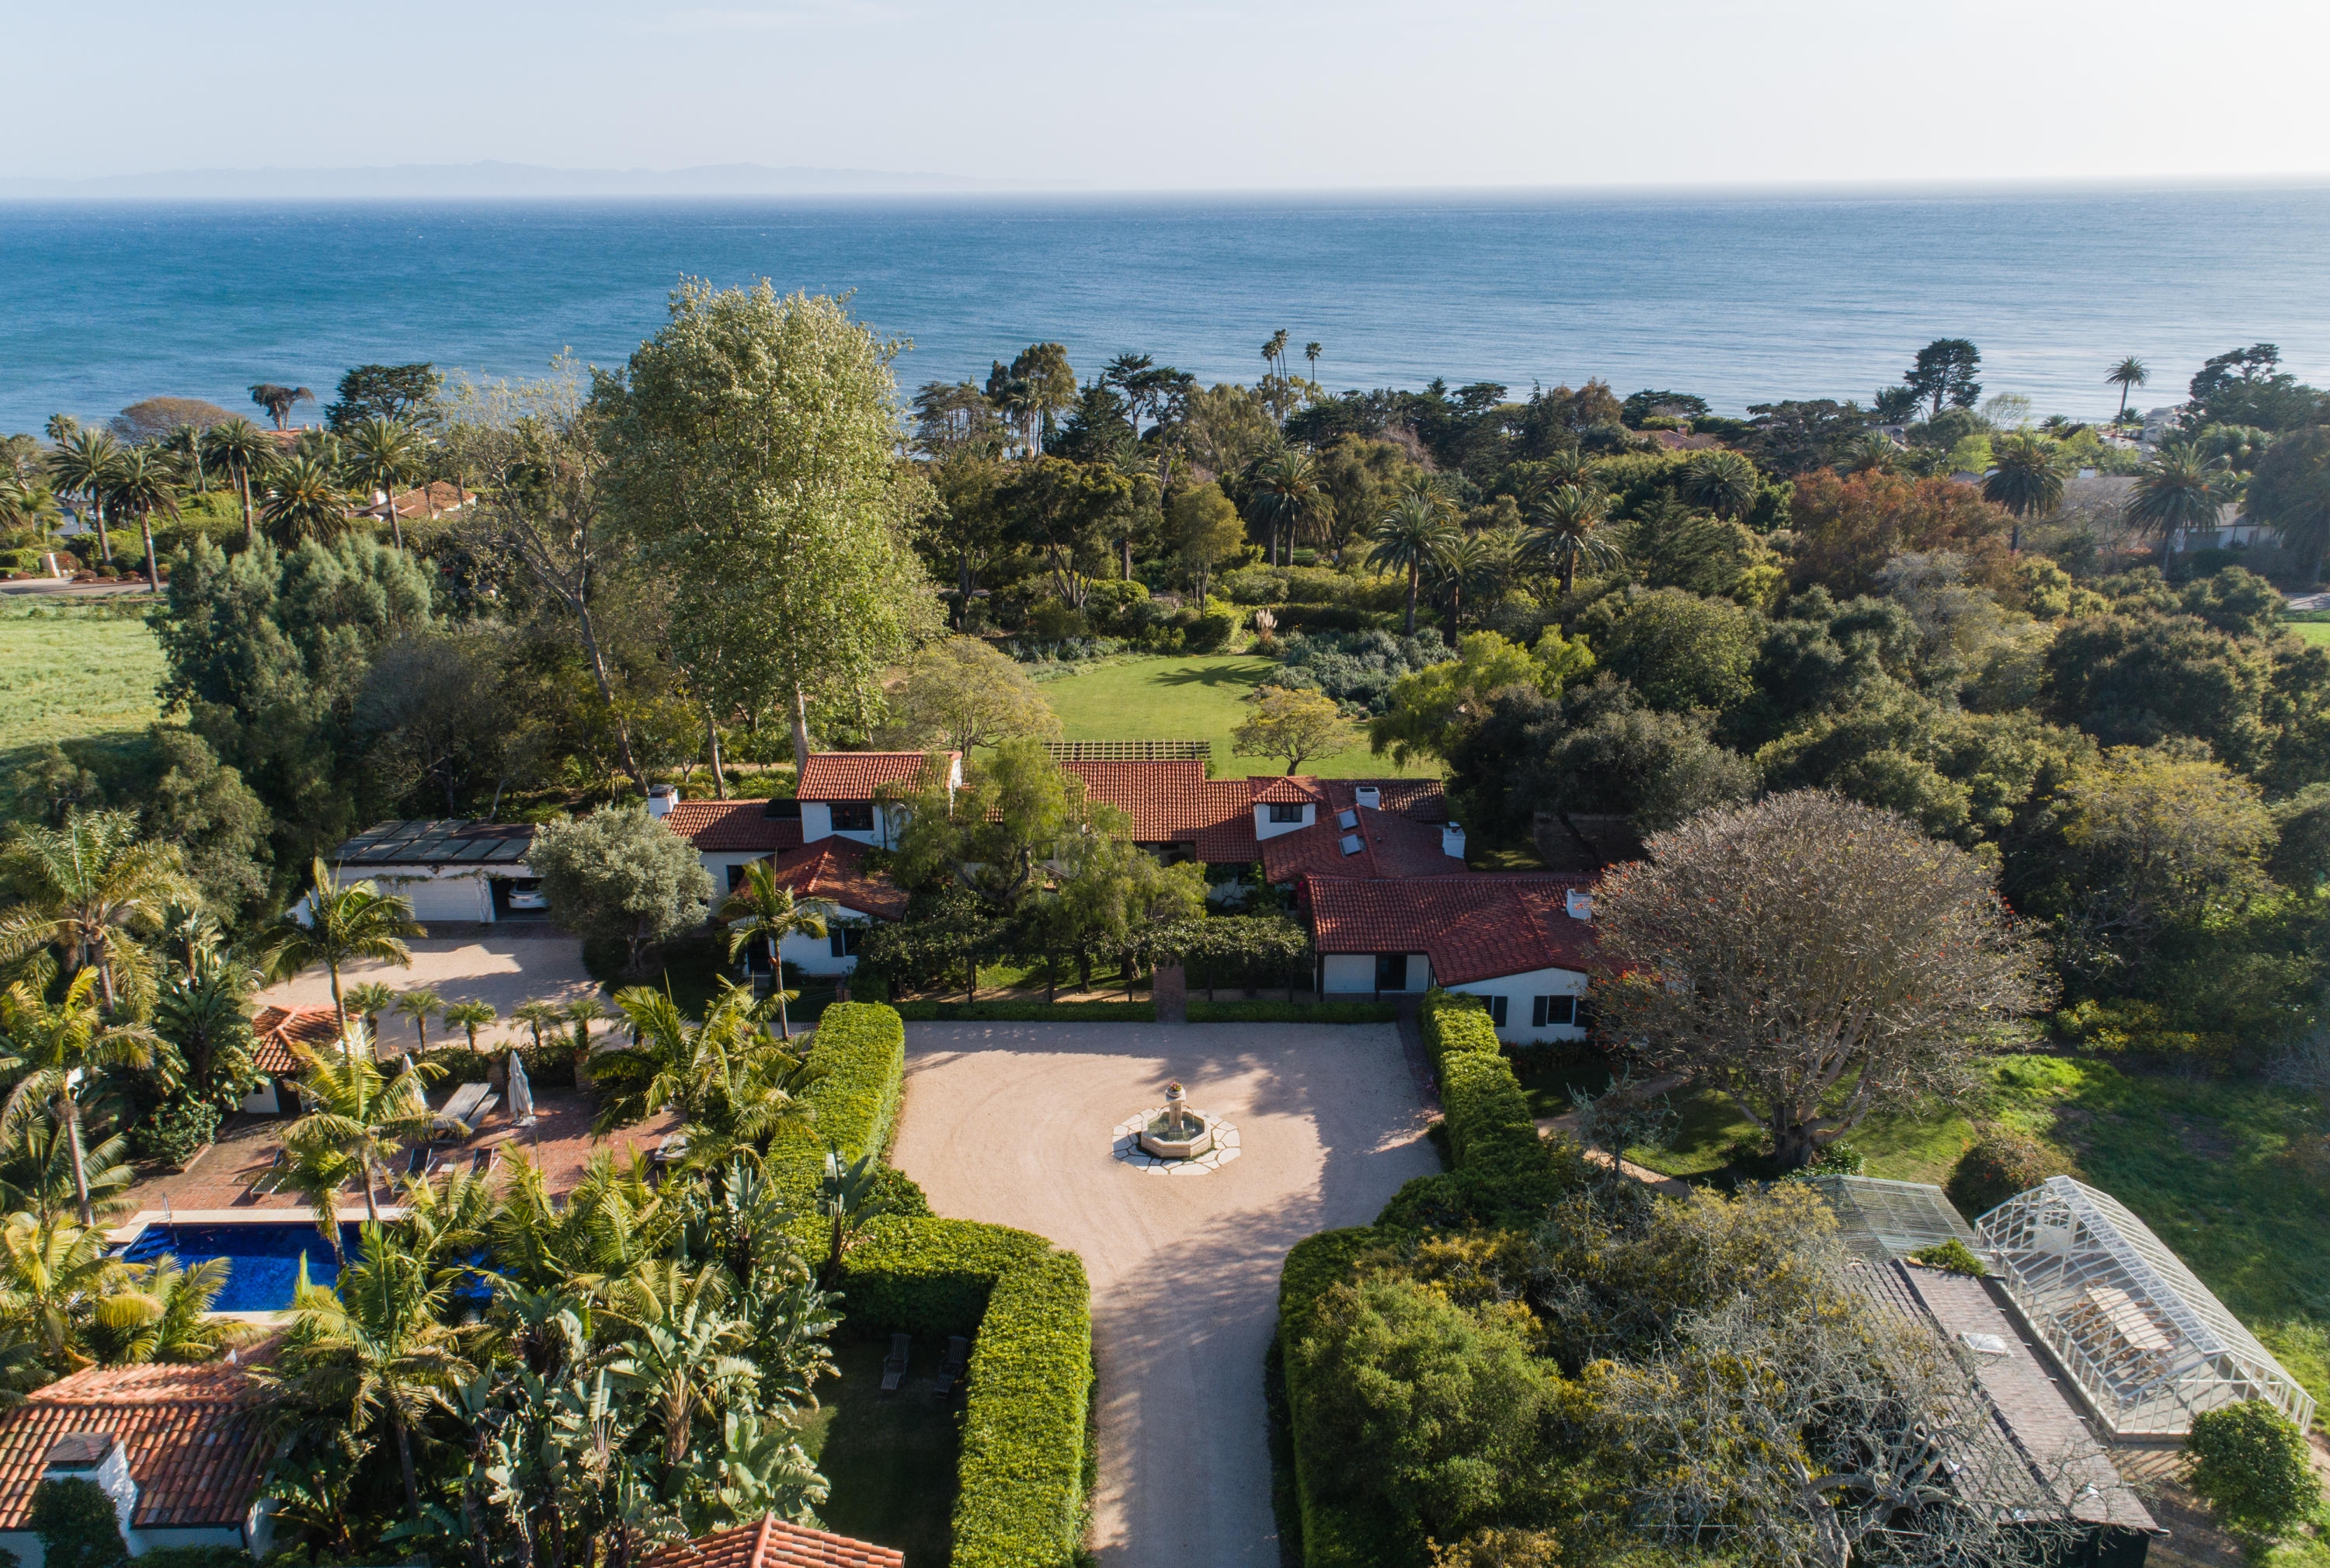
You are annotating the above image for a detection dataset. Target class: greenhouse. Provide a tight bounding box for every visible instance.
[1977,1177,2314,1438]
[1810,1175,1987,1264]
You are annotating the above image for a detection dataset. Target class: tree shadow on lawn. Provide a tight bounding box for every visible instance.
[796,1334,961,1567]
[1150,659,1278,689]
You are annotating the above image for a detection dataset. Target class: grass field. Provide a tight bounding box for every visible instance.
[1036,654,1437,777]
[2287,620,2330,646]
[0,595,165,778]
[796,1334,961,1566]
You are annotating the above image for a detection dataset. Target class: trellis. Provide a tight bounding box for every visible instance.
[1042,740,1211,761]
[1977,1176,2314,1437]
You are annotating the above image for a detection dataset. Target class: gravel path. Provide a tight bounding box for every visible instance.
[889,1021,1437,1568]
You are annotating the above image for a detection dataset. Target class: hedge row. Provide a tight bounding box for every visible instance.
[764,1001,907,1214]
[890,1000,1156,1022]
[1186,1000,1400,1024]
[951,1250,1096,1568]
[836,1215,1055,1338]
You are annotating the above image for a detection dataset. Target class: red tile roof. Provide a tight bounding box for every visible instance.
[1264,807,1463,883]
[665,799,806,854]
[1248,775,1327,805]
[1320,777,1448,822]
[1062,761,1261,863]
[643,1514,906,1568]
[796,753,953,801]
[1306,874,1599,986]
[250,1003,343,1073]
[0,1359,271,1530]
[767,839,909,920]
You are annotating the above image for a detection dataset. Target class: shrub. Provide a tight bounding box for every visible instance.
[2185,1399,2322,1541]
[28,1476,127,1568]
[137,1549,259,1568]
[1946,1123,2075,1219]
[951,1250,1094,1568]
[1184,599,1239,652]
[1908,1238,1987,1276]
[134,1096,220,1168]
[835,1215,1054,1337]
[419,1043,579,1090]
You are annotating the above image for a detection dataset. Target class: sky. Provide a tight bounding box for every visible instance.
[7,0,2330,191]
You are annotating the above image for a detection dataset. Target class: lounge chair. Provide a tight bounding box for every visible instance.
[881,1333,911,1392]
[245,1147,285,1188]
[470,1146,499,1177]
[934,1335,970,1396]
[404,1145,433,1180]
[429,1083,496,1141]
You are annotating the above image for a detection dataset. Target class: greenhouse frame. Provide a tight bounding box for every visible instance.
[1810,1174,1987,1264]
[1977,1177,2314,1438]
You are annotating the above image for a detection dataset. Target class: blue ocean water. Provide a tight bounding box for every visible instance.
[4,185,2328,435]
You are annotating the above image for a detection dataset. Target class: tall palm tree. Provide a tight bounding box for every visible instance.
[0,808,187,1012]
[89,1253,230,1365]
[344,416,422,552]
[0,972,160,1225]
[261,451,356,548]
[0,1112,135,1225]
[1304,341,1323,381]
[1428,531,1514,641]
[2127,443,2228,548]
[101,447,179,588]
[2106,356,2148,423]
[718,865,836,1042]
[1250,448,1324,567]
[200,418,276,548]
[440,999,497,1055]
[595,985,816,1163]
[0,475,63,553]
[46,428,124,565]
[1367,491,1459,635]
[1984,432,2071,550]
[276,1027,440,1228]
[394,989,445,1056]
[268,1223,472,1514]
[1522,484,1619,596]
[155,424,207,494]
[0,1209,126,1373]
[1680,448,1760,520]
[259,857,425,1037]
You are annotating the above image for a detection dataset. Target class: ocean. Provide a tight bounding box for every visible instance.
[3,184,2328,436]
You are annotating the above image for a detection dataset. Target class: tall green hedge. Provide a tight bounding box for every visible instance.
[951,1250,1095,1568]
[766,1001,908,1220]
[836,1215,1054,1337]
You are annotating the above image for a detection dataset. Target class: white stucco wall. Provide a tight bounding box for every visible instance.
[800,802,904,848]
[777,912,873,976]
[1445,965,1590,1044]
[324,862,532,924]
[703,850,771,892]
[1319,952,1433,993]
[1252,802,1316,841]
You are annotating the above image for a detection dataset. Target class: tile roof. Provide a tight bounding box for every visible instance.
[1248,775,1327,805]
[796,753,953,801]
[1061,761,1262,863]
[1262,806,1462,883]
[767,839,909,920]
[665,799,807,854]
[0,1359,271,1530]
[642,1514,906,1568]
[250,1003,344,1073]
[1320,777,1448,822]
[1306,873,1598,985]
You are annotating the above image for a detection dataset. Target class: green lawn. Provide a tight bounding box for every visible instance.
[1036,654,1436,778]
[2286,620,2330,646]
[0,596,165,767]
[795,1334,961,1566]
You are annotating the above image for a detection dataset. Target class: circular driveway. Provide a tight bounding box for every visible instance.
[889,1021,1437,1568]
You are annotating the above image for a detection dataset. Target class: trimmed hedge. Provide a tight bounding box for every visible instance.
[891,1000,1157,1022]
[836,1215,1054,1338]
[951,1250,1096,1568]
[1187,1000,1399,1024]
[764,1001,909,1216]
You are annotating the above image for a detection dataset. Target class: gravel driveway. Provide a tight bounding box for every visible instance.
[889,1021,1437,1568]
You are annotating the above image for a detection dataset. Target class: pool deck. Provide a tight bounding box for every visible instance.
[119,1084,680,1229]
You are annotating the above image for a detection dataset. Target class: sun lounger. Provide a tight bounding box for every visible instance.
[881,1333,911,1392]
[934,1335,969,1396]
[245,1148,285,1188]
[429,1082,496,1140]
[404,1145,433,1179]
[469,1146,499,1177]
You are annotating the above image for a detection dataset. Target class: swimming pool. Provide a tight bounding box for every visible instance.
[118,1221,365,1312]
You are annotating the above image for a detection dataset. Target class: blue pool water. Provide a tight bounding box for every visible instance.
[120,1221,364,1312]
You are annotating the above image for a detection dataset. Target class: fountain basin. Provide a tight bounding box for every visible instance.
[1139,1111,1215,1160]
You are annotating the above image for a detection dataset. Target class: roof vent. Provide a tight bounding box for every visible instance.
[1354,786,1381,809]
[1565,887,1593,920]
[45,1434,113,1469]
[645,784,678,819]
[1337,809,1358,830]
[1441,822,1466,860]
[1338,834,1365,857]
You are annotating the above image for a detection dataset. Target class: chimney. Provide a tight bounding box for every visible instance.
[1566,887,1593,920]
[45,1432,137,1541]
[645,784,678,819]
[1441,822,1466,860]
[1353,786,1381,810]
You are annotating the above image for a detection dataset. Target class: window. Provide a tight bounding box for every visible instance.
[1268,802,1305,824]
[726,864,747,892]
[1532,996,1577,1028]
[1487,995,1508,1027]
[829,924,866,958]
[1375,952,1408,990]
[763,798,802,819]
[829,801,875,833]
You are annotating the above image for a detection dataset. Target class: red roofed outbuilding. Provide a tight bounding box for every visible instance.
[642,1514,904,1568]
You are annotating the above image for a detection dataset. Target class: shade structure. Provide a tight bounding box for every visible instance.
[507,1049,534,1127]
[1977,1176,2314,1437]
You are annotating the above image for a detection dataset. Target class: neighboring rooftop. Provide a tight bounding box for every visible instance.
[0,1358,272,1532]
[641,1514,905,1568]
[796,752,954,801]
[767,838,910,920]
[1306,873,1597,984]
[1262,805,1462,883]
[249,1003,345,1073]
[331,819,534,867]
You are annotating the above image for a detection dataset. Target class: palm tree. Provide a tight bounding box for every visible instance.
[89,1253,230,1365]
[1248,447,1325,567]
[394,988,445,1055]
[0,808,187,1012]
[200,418,276,548]
[1304,341,1323,381]
[440,999,497,1056]
[156,424,207,494]
[0,1209,126,1373]
[101,447,178,588]
[1522,484,1619,596]
[2107,356,2148,423]
[512,999,564,1053]
[594,985,816,1163]
[46,428,124,565]
[152,942,259,1111]
[0,475,63,554]
[343,982,399,1043]
[0,1110,135,1224]
[563,995,612,1078]
[1428,532,1513,640]
[260,857,424,1038]
[275,1027,440,1228]
[718,864,836,1041]
[261,451,355,547]
[1367,491,1459,635]
[1984,432,2070,550]
[607,1284,757,1468]
[268,1223,471,1514]
[1838,432,1899,475]
[2127,443,2229,548]
[0,972,160,1225]
[1680,448,1759,520]
[344,416,422,552]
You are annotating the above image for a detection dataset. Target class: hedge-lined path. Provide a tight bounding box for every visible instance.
[889,1021,1438,1568]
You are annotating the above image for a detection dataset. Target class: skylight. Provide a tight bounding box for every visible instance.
[1338,833,1364,856]
[1337,809,1358,829]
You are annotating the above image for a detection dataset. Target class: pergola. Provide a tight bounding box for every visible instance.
[1977,1176,2314,1438]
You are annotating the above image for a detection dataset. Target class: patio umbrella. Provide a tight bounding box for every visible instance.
[507,1048,535,1128]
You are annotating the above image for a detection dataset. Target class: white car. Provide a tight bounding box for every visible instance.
[505,881,548,912]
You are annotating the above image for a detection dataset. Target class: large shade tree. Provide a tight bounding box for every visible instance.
[1594,791,2053,1168]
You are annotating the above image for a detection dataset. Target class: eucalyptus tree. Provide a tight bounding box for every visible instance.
[200,416,276,546]
[46,427,123,564]
[1367,491,1459,635]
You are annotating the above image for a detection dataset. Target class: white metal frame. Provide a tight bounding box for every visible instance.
[1977,1176,2314,1437]
[1810,1175,1986,1263]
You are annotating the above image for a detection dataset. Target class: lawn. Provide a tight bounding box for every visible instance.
[1035,654,1438,778]
[795,1333,961,1566]
[2286,620,2330,647]
[0,596,165,777]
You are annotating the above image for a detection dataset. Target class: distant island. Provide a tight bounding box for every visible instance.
[0,159,1005,200]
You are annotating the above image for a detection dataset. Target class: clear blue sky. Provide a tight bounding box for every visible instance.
[8,0,2329,191]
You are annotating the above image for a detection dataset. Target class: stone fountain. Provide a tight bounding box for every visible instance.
[1138,1080,1215,1160]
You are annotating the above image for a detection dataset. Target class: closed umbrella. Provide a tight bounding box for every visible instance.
[507,1048,535,1127]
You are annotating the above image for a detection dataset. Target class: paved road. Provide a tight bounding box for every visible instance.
[889,1021,1437,1568]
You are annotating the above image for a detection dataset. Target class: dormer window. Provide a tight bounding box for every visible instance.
[1268,803,1305,824]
